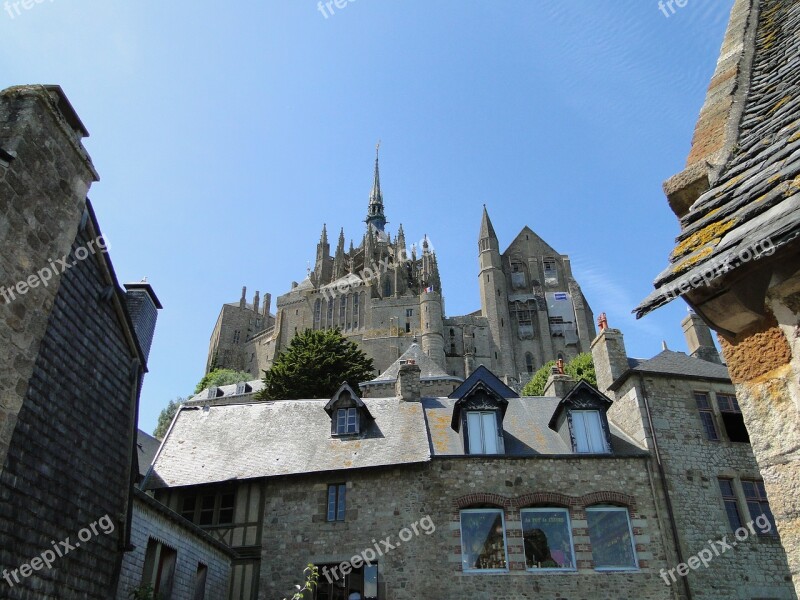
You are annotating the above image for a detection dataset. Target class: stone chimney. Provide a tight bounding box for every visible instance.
[591,326,629,394]
[396,361,421,402]
[682,312,722,364]
[239,286,247,309]
[123,281,163,364]
[543,367,575,398]
[253,290,260,315]
[262,292,272,318]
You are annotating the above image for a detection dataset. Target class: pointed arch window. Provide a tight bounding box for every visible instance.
[313,299,322,330]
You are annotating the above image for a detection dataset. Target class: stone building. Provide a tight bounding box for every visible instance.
[593,314,794,600]
[635,0,800,593]
[206,149,596,387]
[146,316,795,600]
[0,85,161,598]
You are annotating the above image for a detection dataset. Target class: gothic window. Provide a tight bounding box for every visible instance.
[543,258,558,285]
[359,291,366,328]
[384,279,392,297]
[460,509,508,572]
[326,299,334,326]
[313,299,322,330]
[353,293,360,329]
[586,506,638,570]
[525,353,534,374]
[511,262,527,290]
[339,295,346,327]
[511,301,535,339]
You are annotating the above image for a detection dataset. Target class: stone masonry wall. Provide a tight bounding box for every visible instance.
[116,495,231,600]
[260,457,675,600]
[616,373,795,600]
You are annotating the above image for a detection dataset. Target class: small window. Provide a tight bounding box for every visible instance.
[327,484,346,522]
[717,393,749,443]
[742,480,776,535]
[586,506,638,570]
[142,539,177,597]
[694,392,719,441]
[718,478,743,530]
[193,563,208,600]
[450,342,456,354]
[467,411,501,454]
[406,309,413,317]
[336,408,358,435]
[233,330,240,344]
[182,490,236,526]
[521,508,575,570]
[406,322,411,333]
[313,562,376,599]
[525,353,534,374]
[571,410,608,453]
[460,509,508,572]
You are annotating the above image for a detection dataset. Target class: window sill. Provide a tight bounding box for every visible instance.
[525,568,577,573]
[461,569,509,575]
[593,567,640,572]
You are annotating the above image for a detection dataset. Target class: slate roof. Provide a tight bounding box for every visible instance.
[449,365,518,399]
[611,350,730,391]
[146,397,430,489]
[367,342,460,382]
[188,379,264,403]
[137,429,162,479]
[422,397,645,457]
[636,0,800,318]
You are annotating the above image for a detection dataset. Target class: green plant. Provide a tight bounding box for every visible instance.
[521,353,596,396]
[128,585,162,600]
[284,564,319,600]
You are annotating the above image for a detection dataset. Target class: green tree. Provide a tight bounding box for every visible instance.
[257,329,375,400]
[153,397,185,439]
[521,353,596,396]
[194,368,253,394]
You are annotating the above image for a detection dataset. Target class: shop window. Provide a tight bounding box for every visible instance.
[521,508,575,570]
[459,509,508,572]
[586,506,638,570]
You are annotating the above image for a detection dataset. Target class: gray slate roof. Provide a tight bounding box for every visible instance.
[611,350,730,391]
[189,379,264,403]
[636,0,800,318]
[422,397,644,457]
[368,342,459,382]
[147,397,430,489]
[137,429,162,479]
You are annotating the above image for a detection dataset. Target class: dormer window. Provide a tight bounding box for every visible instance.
[336,407,358,435]
[325,383,373,438]
[547,381,613,455]
[571,410,606,453]
[466,411,501,454]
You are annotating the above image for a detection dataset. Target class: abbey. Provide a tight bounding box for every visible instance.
[206,148,596,388]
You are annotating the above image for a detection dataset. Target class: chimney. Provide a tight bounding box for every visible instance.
[543,366,575,398]
[396,361,421,402]
[123,281,163,364]
[591,325,629,394]
[262,293,272,318]
[240,286,247,309]
[253,290,260,315]
[682,312,722,364]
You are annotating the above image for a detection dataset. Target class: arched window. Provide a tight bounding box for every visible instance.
[359,291,366,328]
[326,299,334,327]
[313,299,321,330]
[353,293,360,329]
[525,353,534,374]
[339,295,346,327]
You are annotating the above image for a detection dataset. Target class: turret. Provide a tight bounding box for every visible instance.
[333,228,346,280]
[420,289,446,368]
[314,224,332,285]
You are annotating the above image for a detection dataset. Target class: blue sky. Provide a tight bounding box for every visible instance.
[1,0,735,434]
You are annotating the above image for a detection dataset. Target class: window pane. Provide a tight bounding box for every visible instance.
[585,412,606,452]
[482,413,498,454]
[724,500,743,530]
[327,486,337,521]
[337,409,346,433]
[460,510,507,571]
[467,412,483,454]
[521,509,574,570]
[718,479,735,497]
[694,392,710,409]
[363,564,378,600]
[337,485,346,521]
[572,412,589,452]
[699,412,719,441]
[586,508,637,569]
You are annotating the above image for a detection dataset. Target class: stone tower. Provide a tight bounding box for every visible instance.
[478,206,513,379]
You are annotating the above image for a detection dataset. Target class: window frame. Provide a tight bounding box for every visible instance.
[466,410,502,455]
[742,479,777,536]
[585,505,639,571]
[459,508,509,573]
[718,477,744,531]
[335,407,359,436]
[570,410,609,454]
[181,489,236,527]
[327,483,346,522]
[520,507,576,572]
[693,391,720,441]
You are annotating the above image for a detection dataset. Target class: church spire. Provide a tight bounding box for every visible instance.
[479,205,499,253]
[366,142,387,232]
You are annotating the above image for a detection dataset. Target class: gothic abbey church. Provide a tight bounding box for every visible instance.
[206,150,596,387]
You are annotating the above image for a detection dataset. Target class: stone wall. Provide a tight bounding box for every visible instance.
[259,457,674,600]
[116,493,232,600]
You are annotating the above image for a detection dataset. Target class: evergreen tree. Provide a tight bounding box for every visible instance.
[153,397,185,439]
[521,353,596,396]
[194,368,253,394]
[257,329,375,400]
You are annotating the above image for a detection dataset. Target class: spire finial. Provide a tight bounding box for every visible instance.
[366,143,387,232]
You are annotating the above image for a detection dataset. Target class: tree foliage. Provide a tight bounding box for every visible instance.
[153,397,185,439]
[521,353,596,396]
[194,368,253,394]
[257,329,375,400]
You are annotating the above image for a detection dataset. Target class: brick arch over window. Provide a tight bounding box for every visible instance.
[514,492,575,509]
[580,491,636,509]
[454,493,512,510]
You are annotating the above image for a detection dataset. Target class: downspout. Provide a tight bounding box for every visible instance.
[639,375,693,600]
